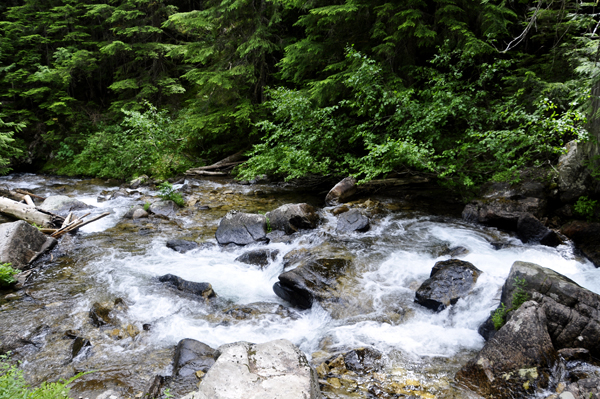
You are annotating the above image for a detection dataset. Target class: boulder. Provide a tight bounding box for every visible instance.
[235,249,279,268]
[482,261,600,357]
[456,301,557,398]
[158,274,216,299]
[265,230,294,244]
[557,141,591,203]
[336,209,369,233]
[130,175,149,189]
[39,195,93,217]
[342,347,384,374]
[266,204,319,235]
[149,200,179,218]
[169,339,217,396]
[517,213,561,247]
[180,339,319,399]
[166,239,199,254]
[215,211,267,246]
[123,204,144,219]
[0,221,52,270]
[273,257,349,309]
[414,259,482,312]
[462,197,546,231]
[325,177,357,206]
[561,221,600,267]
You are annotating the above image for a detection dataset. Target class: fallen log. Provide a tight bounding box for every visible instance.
[23,195,35,207]
[185,170,229,176]
[0,197,62,227]
[51,212,110,238]
[185,150,246,176]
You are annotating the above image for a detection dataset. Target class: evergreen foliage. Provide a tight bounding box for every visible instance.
[0,0,598,188]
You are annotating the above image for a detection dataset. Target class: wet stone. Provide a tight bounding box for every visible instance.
[71,337,91,360]
[89,302,114,327]
[158,274,216,299]
[235,248,279,267]
[336,209,370,233]
[343,347,384,374]
[215,211,267,246]
[166,239,199,254]
[169,339,217,397]
[415,259,482,312]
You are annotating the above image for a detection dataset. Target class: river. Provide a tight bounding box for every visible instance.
[0,173,598,399]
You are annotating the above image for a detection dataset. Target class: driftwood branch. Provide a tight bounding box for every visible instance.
[15,189,45,201]
[23,195,35,207]
[185,170,228,176]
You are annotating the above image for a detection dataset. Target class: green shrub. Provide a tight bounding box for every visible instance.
[574,196,598,221]
[0,354,87,398]
[0,263,18,287]
[158,182,185,207]
[492,277,530,330]
[143,202,151,212]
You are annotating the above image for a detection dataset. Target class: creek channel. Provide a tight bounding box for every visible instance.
[1,173,599,399]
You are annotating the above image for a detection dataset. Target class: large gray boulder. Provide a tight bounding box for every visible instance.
[273,257,349,310]
[456,301,556,398]
[462,197,546,231]
[0,220,53,270]
[215,211,267,245]
[39,195,93,217]
[487,262,600,357]
[180,339,319,399]
[415,259,482,312]
[266,204,319,235]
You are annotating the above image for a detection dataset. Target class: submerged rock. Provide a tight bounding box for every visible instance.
[39,195,93,217]
[414,259,482,312]
[158,274,216,299]
[215,211,267,246]
[235,248,279,267]
[457,301,556,398]
[325,177,357,206]
[273,257,350,309]
[181,339,319,399]
[89,302,115,327]
[266,203,320,235]
[0,220,51,270]
[336,208,369,233]
[166,239,199,254]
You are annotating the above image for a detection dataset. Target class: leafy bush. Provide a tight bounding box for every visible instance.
[0,354,86,398]
[59,102,193,180]
[574,196,598,221]
[0,263,18,287]
[158,182,185,207]
[492,277,530,330]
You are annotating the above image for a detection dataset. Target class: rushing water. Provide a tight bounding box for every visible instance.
[1,173,599,399]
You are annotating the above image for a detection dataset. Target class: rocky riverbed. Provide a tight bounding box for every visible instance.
[0,173,599,399]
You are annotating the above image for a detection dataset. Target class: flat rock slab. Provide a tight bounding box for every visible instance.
[415,259,482,312]
[215,211,266,245]
[0,220,50,270]
[181,339,319,399]
[39,195,93,217]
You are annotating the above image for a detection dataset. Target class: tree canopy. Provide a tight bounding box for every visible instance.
[0,0,597,190]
